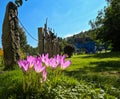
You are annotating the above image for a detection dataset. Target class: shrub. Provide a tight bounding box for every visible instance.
[64,44,75,58]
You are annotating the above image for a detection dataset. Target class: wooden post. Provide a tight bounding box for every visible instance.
[38,27,44,54]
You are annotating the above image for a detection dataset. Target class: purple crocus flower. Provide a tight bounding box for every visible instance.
[60,55,66,61]
[26,56,36,68]
[39,53,50,66]
[49,58,59,69]
[34,57,46,73]
[49,54,62,69]
[54,54,61,65]
[18,60,30,72]
[60,60,71,70]
[48,54,71,69]
[45,58,50,66]
[40,53,49,63]
[60,55,71,70]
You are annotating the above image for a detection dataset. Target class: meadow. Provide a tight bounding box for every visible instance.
[0,52,120,99]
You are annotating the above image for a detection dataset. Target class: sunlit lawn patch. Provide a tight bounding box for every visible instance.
[67,52,120,75]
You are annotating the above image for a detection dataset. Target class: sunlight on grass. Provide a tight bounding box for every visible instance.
[67,52,120,75]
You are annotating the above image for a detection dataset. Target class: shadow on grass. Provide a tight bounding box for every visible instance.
[90,61,120,72]
[65,60,120,81]
[77,52,120,59]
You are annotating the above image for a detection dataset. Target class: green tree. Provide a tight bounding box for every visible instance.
[18,26,27,52]
[103,0,120,51]
[90,0,120,51]
[15,0,28,6]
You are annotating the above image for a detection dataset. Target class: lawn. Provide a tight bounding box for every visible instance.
[67,52,120,78]
[0,52,120,99]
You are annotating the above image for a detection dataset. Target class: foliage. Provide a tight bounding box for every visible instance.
[23,45,39,55]
[39,79,117,99]
[18,26,38,55]
[0,52,120,98]
[89,0,120,51]
[18,26,27,52]
[0,69,119,99]
[104,0,120,51]
[18,26,38,56]
[19,49,26,59]
[66,29,97,45]
[64,44,75,58]
[15,0,28,7]
[59,38,68,53]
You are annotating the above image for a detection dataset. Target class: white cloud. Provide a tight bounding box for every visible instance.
[64,34,73,38]
[64,29,88,38]
[82,30,86,32]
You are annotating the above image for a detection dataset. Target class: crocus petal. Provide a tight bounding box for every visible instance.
[34,57,42,66]
[61,55,66,61]
[18,60,29,71]
[40,53,49,64]
[45,53,49,59]
[40,54,46,63]
[18,60,23,68]
[55,54,61,65]
[34,58,46,73]
[40,54,45,62]
[61,60,71,70]
[27,56,36,67]
[35,66,46,73]
[44,58,50,66]
[49,58,58,69]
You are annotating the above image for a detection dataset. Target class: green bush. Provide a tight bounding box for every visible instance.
[64,44,75,58]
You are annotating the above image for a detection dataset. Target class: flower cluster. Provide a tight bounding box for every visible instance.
[18,53,71,82]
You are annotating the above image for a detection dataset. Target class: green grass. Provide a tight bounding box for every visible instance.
[0,52,120,98]
[66,52,120,85]
[66,52,120,77]
[64,52,120,98]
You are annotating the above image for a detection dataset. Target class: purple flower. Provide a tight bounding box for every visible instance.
[49,57,59,69]
[39,53,50,66]
[26,56,36,68]
[55,54,61,65]
[18,60,30,72]
[60,55,71,70]
[40,53,49,63]
[49,54,61,69]
[34,57,46,73]
[18,53,71,85]
[61,60,71,70]
[45,58,50,66]
[60,55,66,61]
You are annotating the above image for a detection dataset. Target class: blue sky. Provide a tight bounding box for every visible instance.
[0,0,107,48]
